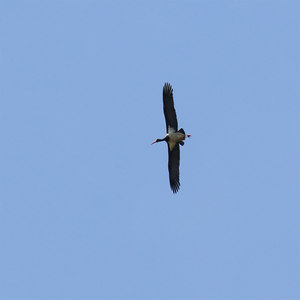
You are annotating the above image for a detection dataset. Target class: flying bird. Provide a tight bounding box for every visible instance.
[151,83,190,193]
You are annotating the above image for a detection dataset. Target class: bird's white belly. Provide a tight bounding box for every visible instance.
[168,132,185,151]
[168,126,176,134]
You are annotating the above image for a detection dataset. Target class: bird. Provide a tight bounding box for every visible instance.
[151,83,190,193]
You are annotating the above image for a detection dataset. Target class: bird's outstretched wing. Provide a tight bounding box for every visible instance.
[163,83,178,133]
[168,144,180,193]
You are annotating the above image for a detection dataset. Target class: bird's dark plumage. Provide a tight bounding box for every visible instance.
[152,83,189,194]
[163,83,178,133]
[168,143,180,193]
[164,82,180,193]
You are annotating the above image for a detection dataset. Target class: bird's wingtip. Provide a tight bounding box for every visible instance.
[170,182,180,194]
[163,82,173,96]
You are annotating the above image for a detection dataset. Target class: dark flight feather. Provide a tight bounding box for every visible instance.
[168,144,180,193]
[163,83,178,133]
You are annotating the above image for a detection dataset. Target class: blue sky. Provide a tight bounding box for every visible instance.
[0,1,299,299]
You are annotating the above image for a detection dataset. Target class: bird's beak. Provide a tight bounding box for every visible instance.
[151,139,158,145]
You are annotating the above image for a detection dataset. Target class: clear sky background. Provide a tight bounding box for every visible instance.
[0,1,299,299]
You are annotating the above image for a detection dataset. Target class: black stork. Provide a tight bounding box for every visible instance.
[151,83,190,193]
